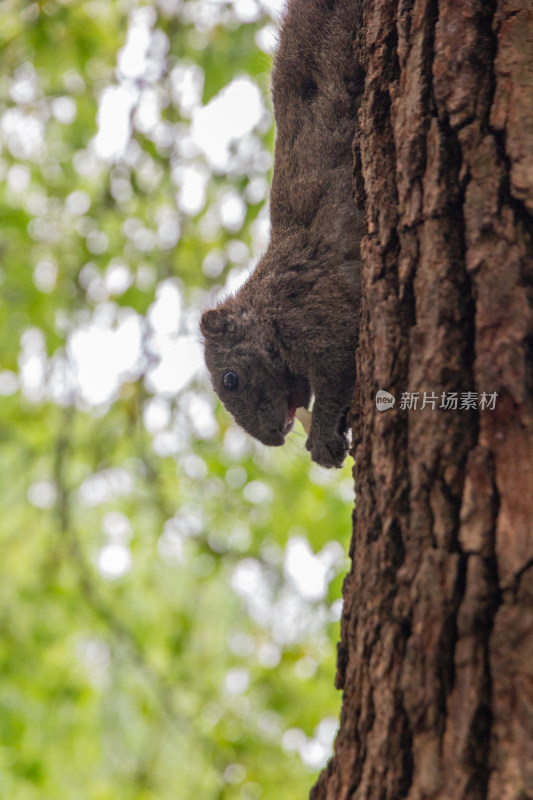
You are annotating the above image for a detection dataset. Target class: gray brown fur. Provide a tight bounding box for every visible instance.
[201,0,364,468]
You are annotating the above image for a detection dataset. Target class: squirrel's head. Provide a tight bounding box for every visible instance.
[200,301,311,447]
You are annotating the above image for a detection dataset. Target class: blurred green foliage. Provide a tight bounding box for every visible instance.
[0,1,353,798]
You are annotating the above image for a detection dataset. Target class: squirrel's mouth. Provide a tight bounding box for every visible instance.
[282,405,297,436]
[280,381,311,439]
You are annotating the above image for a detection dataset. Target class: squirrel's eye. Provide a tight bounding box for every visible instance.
[223,370,239,391]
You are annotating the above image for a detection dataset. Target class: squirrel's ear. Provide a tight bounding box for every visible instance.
[200,308,226,337]
[201,307,239,337]
[201,306,253,339]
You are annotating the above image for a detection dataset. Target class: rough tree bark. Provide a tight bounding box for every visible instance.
[312,2,533,799]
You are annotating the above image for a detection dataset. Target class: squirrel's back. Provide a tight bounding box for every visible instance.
[269,0,364,261]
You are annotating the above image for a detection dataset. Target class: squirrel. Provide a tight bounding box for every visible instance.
[201,0,364,469]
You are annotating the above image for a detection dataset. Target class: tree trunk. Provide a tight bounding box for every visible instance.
[312,2,533,799]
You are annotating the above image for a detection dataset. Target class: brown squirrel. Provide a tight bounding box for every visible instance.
[201,0,364,469]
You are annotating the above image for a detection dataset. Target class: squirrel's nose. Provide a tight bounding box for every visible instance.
[263,430,284,446]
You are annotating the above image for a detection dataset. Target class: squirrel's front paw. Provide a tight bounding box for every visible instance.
[305,430,348,469]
